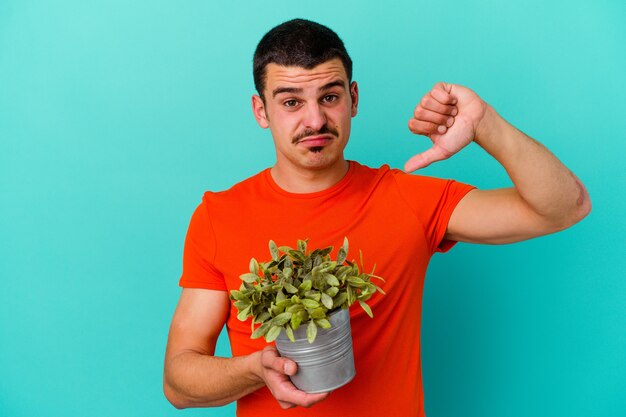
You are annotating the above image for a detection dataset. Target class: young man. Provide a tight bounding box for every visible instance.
[163,19,590,416]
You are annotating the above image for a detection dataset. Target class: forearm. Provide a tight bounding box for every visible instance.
[164,350,264,409]
[474,105,591,228]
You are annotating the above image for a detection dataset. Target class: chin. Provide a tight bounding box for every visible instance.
[303,151,342,170]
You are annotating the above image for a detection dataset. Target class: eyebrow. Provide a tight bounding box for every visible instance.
[271,80,346,98]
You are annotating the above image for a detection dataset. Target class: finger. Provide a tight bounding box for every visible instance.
[434,81,452,93]
[413,107,455,128]
[416,94,457,116]
[408,119,448,136]
[261,347,331,408]
[273,381,330,408]
[261,346,297,375]
[404,146,450,172]
[277,400,296,409]
[431,82,457,105]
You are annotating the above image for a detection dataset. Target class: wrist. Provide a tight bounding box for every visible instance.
[246,350,266,385]
[474,103,502,145]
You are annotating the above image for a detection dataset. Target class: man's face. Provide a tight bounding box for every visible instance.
[252,58,358,173]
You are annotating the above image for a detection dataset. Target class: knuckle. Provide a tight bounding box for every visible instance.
[301,398,317,408]
[261,352,274,367]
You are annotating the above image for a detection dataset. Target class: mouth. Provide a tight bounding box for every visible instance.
[296,135,334,148]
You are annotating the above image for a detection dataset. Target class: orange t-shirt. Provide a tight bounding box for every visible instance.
[179,161,475,417]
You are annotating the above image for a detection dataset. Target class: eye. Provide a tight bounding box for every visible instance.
[321,94,338,104]
[283,99,299,108]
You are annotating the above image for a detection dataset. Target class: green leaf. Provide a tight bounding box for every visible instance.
[283,267,293,279]
[260,283,275,293]
[288,250,305,263]
[325,286,339,297]
[347,285,355,305]
[284,282,298,294]
[301,299,320,309]
[278,246,293,253]
[336,266,350,279]
[285,325,296,342]
[304,256,313,271]
[298,310,309,322]
[251,321,272,339]
[318,261,337,273]
[310,307,326,319]
[272,312,292,326]
[315,318,331,329]
[337,247,347,265]
[333,292,348,308]
[237,305,251,321]
[347,276,366,286]
[324,273,340,287]
[276,290,286,303]
[311,267,321,280]
[286,304,304,314]
[358,292,373,302]
[358,299,374,318]
[240,273,259,283]
[230,290,247,301]
[341,237,349,256]
[256,311,271,323]
[321,292,333,309]
[312,275,326,291]
[372,284,386,295]
[269,240,279,261]
[318,246,333,257]
[249,258,259,274]
[297,239,307,253]
[276,298,292,309]
[234,300,251,310]
[290,312,302,330]
[266,325,282,342]
[307,320,318,343]
[298,279,312,292]
[304,291,321,302]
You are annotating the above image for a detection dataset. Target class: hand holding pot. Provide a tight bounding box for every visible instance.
[258,346,330,409]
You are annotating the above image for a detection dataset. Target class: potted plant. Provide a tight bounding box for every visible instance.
[230,237,384,393]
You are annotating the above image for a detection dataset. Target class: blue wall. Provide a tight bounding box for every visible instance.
[1,1,624,416]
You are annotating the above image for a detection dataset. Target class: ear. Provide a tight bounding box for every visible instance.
[251,95,269,129]
[350,82,359,117]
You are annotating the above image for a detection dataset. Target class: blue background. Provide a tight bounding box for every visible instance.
[1,1,624,416]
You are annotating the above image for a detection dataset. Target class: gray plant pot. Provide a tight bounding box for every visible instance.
[275,308,356,393]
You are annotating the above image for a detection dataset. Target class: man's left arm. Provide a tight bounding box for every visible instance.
[406,82,591,244]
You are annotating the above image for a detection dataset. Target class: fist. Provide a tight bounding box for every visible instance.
[405,82,487,172]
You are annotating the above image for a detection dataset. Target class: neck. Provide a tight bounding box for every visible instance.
[270,159,350,193]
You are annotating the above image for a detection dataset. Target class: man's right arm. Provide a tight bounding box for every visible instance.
[163,288,329,409]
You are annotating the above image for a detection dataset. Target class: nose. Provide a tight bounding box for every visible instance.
[302,103,327,132]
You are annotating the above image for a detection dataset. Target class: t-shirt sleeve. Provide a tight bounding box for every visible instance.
[392,170,476,254]
[178,200,227,290]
